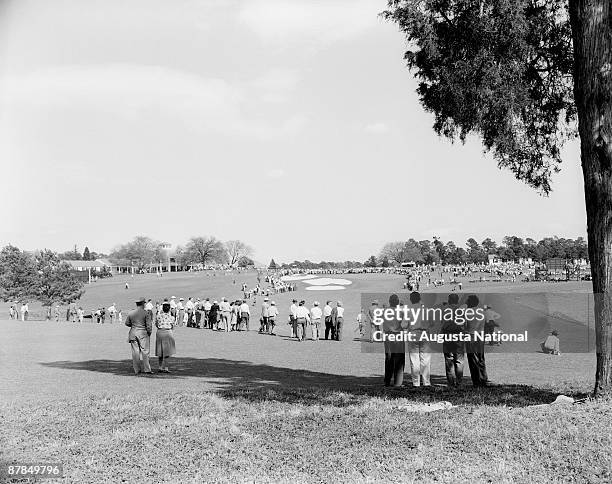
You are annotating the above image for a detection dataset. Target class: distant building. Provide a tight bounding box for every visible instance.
[64,259,113,272]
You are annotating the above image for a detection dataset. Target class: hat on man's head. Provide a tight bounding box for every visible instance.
[171,296,176,299]
[179,298,184,301]
[372,300,379,305]
[135,297,146,305]
[313,301,319,306]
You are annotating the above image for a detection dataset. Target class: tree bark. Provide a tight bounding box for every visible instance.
[569,0,612,395]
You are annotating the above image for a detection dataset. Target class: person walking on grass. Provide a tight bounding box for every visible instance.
[310,301,322,341]
[125,297,153,376]
[9,302,17,320]
[54,304,61,322]
[21,302,29,321]
[268,301,278,335]
[155,301,176,373]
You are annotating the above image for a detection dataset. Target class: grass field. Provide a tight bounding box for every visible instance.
[1,272,610,483]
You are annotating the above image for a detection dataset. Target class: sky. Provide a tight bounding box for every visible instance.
[0,0,588,264]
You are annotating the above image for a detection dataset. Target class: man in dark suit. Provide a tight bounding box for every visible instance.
[464,295,488,386]
[125,297,153,375]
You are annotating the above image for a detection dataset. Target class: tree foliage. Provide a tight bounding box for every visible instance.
[0,245,39,301]
[110,236,163,270]
[35,249,84,306]
[0,246,83,305]
[225,240,253,266]
[184,236,227,267]
[383,0,575,193]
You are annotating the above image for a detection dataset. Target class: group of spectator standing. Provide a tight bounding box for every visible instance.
[286,299,345,342]
[377,292,490,389]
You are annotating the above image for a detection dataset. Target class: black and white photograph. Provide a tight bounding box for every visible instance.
[1,0,611,482]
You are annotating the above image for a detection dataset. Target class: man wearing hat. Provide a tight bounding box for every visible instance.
[310,301,323,341]
[268,301,279,335]
[177,298,185,327]
[125,297,153,375]
[185,297,195,327]
[541,330,561,355]
[294,300,310,341]
[219,297,231,332]
[169,296,177,321]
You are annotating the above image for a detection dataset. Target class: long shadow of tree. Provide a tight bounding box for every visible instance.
[40,357,581,407]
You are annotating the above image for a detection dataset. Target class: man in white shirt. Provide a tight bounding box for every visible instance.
[295,300,310,342]
[185,297,195,327]
[108,303,118,324]
[177,298,185,327]
[289,299,298,338]
[169,296,177,321]
[239,300,250,331]
[310,301,323,341]
[268,301,279,336]
[203,298,212,328]
[219,297,231,332]
[324,301,334,340]
[20,302,29,321]
[260,297,270,334]
[331,301,345,341]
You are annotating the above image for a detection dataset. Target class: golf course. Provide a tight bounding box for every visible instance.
[1,270,610,483]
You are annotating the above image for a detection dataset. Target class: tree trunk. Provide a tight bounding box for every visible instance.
[569,0,612,395]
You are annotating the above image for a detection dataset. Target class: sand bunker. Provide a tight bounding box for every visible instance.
[305,285,346,291]
[303,278,352,286]
[280,274,318,282]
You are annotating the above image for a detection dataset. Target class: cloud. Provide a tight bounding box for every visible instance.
[266,168,286,179]
[238,0,379,47]
[250,69,300,103]
[0,64,306,139]
[364,122,389,134]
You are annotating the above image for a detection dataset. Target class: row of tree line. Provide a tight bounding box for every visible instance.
[376,236,589,266]
[0,245,84,305]
[109,236,254,270]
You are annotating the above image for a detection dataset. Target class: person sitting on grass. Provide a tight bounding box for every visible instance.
[541,330,561,355]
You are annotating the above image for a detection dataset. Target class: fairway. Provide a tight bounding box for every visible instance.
[3,273,611,482]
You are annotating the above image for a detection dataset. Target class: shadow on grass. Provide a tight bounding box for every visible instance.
[40,357,573,407]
